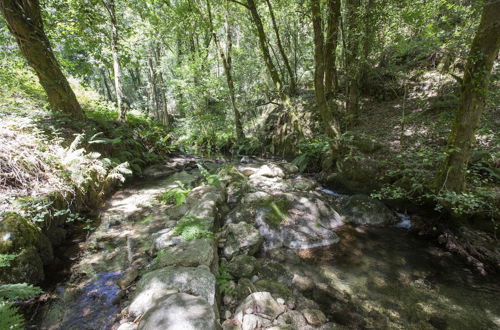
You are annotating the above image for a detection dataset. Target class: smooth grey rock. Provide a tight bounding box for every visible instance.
[129,266,216,316]
[226,255,257,278]
[235,292,285,319]
[155,238,215,268]
[277,311,308,328]
[223,222,262,259]
[252,164,285,178]
[302,309,327,325]
[290,176,317,191]
[242,314,271,330]
[185,185,225,219]
[343,194,397,226]
[118,268,139,289]
[242,191,270,204]
[153,228,184,250]
[138,293,217,330]
[117,322,138,330]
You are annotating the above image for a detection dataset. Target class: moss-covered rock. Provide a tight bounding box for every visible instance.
[0,246,44,284]
[0,212,40,254]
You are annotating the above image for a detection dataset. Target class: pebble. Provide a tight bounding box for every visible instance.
[224,310,232,319]
[277,298,285,305]
[251,275,259,283]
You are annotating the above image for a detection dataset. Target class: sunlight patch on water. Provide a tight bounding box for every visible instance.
[395,212,412,229]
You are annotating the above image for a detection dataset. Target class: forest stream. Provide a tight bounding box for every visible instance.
[35,156,500,330]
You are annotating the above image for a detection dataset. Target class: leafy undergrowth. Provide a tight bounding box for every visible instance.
[0,67,173,215]
[349,70,499,228]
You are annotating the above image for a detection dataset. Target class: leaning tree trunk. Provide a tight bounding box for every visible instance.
[324,0,341,97]
[311,0,341,152]
[207,0,245,141]
[265,0,296,95]
[0,0,84,119]
[437,0,500,193]
[246,0,283,92]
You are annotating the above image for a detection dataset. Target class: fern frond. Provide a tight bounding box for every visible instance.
[0,283,42,300]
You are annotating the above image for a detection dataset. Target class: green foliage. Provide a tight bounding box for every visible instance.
[292,138,330,172]
[197,164,221,187]
[0,303,23,330]
[171,216,213,241]
[216,265,234,295]
[0,254,17,268]
[158,181,191,206]
[0,283,42,330]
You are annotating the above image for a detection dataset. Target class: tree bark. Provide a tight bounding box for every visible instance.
[324,0,341,97]
[345,0,361,126]
[265,0,296,94]
[311,0,341,151]
[207,0,245,141]
[100,68,114,101]
[246,0,283,92]
[102,0,127,122]
[0,0,84,119]
[437,0,500,193]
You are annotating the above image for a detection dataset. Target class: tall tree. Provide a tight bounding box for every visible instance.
[233,0,283,92]
[207,0,245,141]
[437,0,500,193]
[0,0,84,119]
[265,0,296,94]
[324,0,341,96]
[345,0,362,126]
[311,0,341,152]
[101,0,127,122]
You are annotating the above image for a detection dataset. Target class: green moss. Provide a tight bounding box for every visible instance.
[0,213,40,254]
[255,279,294,300]
[255,196,290,228]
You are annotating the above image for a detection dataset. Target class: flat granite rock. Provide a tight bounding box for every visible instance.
[155,238,215,268]
[129,265,216,317]
[138,293,217,330]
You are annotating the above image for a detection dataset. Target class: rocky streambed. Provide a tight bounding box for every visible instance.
[36,156,500,330]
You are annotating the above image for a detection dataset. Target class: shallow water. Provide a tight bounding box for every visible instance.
[299,225,500,329]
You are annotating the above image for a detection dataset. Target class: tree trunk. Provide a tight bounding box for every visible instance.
[100,68,114,101]
[102,0,127,122]
[311,0,341,151]
[0,0,84,119]
[154,46,170,126]
[265,0,296,94]
[147,56,161,121]
[345,0,361,126]
[437,0,500,193]
[207,0,245,141]
[246,0,283,92]
[324,0,341,97]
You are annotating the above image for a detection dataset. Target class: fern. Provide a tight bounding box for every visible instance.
[158,181,191,206]
[0,254,17,268]
[172,216,213,241]
[0,303,23,330]
[0,283,42,330]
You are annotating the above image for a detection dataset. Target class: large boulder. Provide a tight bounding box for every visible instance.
[253,194,342,250]
[129,266,216,317]
[155,238,216,269]
[138,293,218,330]
[0,246,44,284]
[222,222,262,259]
[342,195,397,226]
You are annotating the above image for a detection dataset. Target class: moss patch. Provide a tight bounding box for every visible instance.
[255,196,291,228]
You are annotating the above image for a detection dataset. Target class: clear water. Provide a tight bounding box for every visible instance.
[298,226,500,329]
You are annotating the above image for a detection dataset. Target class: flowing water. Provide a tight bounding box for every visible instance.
[35,160,499,329]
